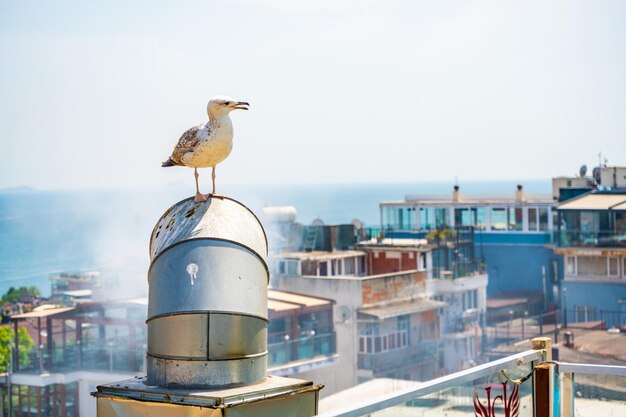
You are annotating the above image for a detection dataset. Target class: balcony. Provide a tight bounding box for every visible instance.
[268,332,336,366]
[317,338,626,417]
[554,229,626,248]
[17,339,145,374]
[358,340,438,372]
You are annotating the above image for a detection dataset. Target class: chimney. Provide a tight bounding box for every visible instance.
[453,185,461,202]
[515,184,526,203]
[93,196,321,416]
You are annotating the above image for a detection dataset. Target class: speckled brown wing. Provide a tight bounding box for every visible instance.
[166,125,203,166]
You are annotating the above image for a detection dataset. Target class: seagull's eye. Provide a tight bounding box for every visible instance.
[225,101,231,106]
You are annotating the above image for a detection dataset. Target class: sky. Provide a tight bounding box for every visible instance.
[0,0,625,190]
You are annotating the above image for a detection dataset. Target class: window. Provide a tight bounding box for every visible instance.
[319,262,328,276]
[565,256,576,275]
[577,256,607,276]
[397,315,410,333]
[491,208,507,230]
[364,322,379,336]
[509,207,523,231]
[344,258,355,275]
[609,257,618,277]
[435,208,450,228]
[571,256,620,278]
[383,206,395,230]
[358,330,409,354]
[539,207,549,231]
[475,207,486,230]
[420,208,435,230]
[462,290,478,311]
[528,207,538,231]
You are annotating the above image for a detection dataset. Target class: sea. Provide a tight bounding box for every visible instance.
[0,180,550,297]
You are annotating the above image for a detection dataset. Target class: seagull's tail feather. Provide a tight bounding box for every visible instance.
[161,158,178,167]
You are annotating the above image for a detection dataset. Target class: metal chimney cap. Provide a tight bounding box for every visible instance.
[149,196,268,265]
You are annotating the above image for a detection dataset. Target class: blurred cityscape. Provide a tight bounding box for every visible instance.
[1,163,625,416]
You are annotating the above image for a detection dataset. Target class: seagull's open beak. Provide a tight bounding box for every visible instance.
[231,101,250,110]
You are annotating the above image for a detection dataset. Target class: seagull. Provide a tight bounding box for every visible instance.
[162,96,249,202]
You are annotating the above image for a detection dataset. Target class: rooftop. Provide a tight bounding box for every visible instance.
[557,192,626,211]
[381,193,554,206]
[277,250,365,261]
[356,238,431,250]
[359,298,446,319]
[267,289,333,314]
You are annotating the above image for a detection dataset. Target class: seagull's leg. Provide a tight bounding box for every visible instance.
[209,166,225,199]
[194,168,208,203]
[211,167,216,194]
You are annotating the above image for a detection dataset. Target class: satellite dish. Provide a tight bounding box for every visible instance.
[337,305,352,323]
[311,218,325,226]
[592,167,602,184]
[579,165,587,177]
[351,219,364,230]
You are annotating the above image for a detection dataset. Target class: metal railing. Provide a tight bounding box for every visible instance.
[554,229,626,247]
[357,340,438,371]
[316,337,626,417]
[268,332,336,366]
[18,341,145,374]
[317,349,544,417]
[563,308,626,329]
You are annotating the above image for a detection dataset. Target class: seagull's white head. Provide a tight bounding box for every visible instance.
[207,96,249,118]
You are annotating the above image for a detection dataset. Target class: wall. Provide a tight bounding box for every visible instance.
[362,271,425,306]
[367,250,419,275]
[478,243,561,299]
[272,275,362,396]
[563,280,626,327]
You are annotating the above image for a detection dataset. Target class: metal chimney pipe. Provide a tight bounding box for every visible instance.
[146,196,269,388]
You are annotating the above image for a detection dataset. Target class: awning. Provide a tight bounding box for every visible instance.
[613,201,626,211]
[267,289,333,314]
[268,289,332,308]
[11,307,75,319]
[268,299,300,313]
[358,298,446,320]
[558,194,626,211]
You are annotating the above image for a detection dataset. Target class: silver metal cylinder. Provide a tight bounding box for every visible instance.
[146,196,269,388]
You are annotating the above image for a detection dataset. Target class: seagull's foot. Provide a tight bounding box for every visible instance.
[208,193,225,200]
[194,192,209,203]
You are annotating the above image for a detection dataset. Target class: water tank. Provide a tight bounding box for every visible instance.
[146,196,269,388]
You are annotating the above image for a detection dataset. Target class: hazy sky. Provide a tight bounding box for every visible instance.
[0,0,624,190]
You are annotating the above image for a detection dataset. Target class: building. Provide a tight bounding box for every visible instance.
[553,191,626,328]
[271,233,487,394]
[2,290,336,417]
[272,249,444,391]
[378,185,560,316]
